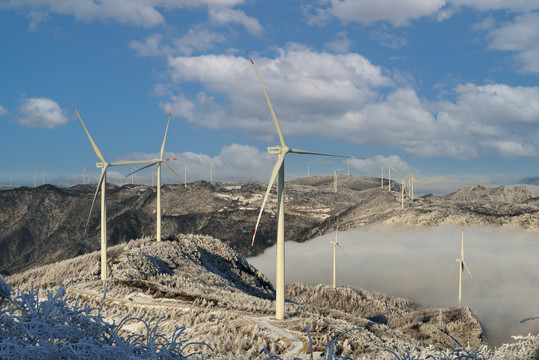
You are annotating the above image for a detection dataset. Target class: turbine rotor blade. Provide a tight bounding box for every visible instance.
[85,169,106,236]
[252,154,286,246]
[337,243,347,255]
[110,159,157,167]
[290,148,349,158]
[463,261,472,278]
[163,162,183,182]
[246,50,286,148]
[71,100,106,164]
[125,161,158,177]
[160,108,173,159]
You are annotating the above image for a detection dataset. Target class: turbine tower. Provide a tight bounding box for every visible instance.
[456,225,472,306]
[381,167,384,189]
[307,161,313,177]
[72,101,155,281]
[184,164,190,187]
[330,217,344,289]
[210,161,214,183]
[388,166,400,192]
[247,50,347,320]
[333,168,342,193]
[125,108,182,242]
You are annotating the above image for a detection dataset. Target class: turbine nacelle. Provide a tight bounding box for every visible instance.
[267,146,290,155]
[96,162,108,169]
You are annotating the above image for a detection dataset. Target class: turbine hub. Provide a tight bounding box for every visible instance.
[96,162,107,169]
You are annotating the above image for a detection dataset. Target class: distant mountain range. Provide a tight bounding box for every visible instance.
[1,176,537,275]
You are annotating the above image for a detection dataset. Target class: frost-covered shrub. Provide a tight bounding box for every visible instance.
[0,276,211,359]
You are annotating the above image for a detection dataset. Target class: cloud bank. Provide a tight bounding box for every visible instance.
[249,224,539,346]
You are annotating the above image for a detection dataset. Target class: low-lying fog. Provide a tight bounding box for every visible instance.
[248,224,539,347]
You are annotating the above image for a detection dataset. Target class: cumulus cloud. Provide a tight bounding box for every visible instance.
[485,12,539,73]
[4,0,246,28]
[324,31,352,53]
[162,47,537,160]
[350,155,414,178]
[114,143,274,185]
[16,98,69,129]
[326,0,446,26]
[0,105,8,116]
[130,27,227,57]
[316,0,539,27]
[208,6,262,35]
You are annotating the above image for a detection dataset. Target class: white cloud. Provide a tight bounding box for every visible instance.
[131,27,227,58]
[486,12,539,73]
[350,155,415,177]
[208,6,262,35]
[328,0,446,26]
[0,105,8,116]
[324,31,352,53]
[317,0,539,28]
[162,47,538,160]
[5,0,246,28]
[16,97,69,129]
[118,143,274,184]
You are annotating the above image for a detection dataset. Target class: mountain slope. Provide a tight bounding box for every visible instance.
[1,177,537,275]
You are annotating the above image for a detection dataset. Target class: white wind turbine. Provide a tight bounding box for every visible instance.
[82,167,88,185]
[210,161,214,183]
[456,225,472,306]
[381,167,384,189]
[72,101,156,281]
[184,164,190,187]
[307,161,313,177]
[330,217,345,289]
[247,50,348,320]
[125,109,182,242]
[333,168,343,193]
[388,166,400,192]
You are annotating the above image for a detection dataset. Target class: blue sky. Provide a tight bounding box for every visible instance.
[1,0,538,194]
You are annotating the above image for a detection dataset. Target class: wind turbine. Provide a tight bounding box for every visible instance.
[42,171,46,185]
[184,164,190,187]
[401,179,405,209]
[347,158,351,176]
[333,168,342,193]
[210,161,214,183]
[247,50,348,320]
[456,225,472,306]
[381,167,384,189]
[125,108,182,242]
[130,165,136,185]
[330,217,345,289]
[83,167,88,185]
[307,161,313,177]
[388,166,400,192]
[72,101,156,281]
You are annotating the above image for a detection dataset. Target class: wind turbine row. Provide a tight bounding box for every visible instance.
[247,50,349,320]
[72,101,158,281]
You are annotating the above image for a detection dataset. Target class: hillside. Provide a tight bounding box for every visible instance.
[0,176,537,275]
[6,235,487,359]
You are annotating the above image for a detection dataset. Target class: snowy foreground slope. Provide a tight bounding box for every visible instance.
[7,234,537,359]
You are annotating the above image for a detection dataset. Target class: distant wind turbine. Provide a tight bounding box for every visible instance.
[130,165,136,185]
[125,108,182,242]
[42,171,46,185]
[210,161,214,183]
[381,167,384,189]
[247,50,348,320]
[34,170,37,188]
[330,217,345,289]
[184,164,190,187]
[72,101,155,281]
[388,166,400,192]
[333,168,342,193]
[307,161,313,177]
[347,158,350,176]
[83,167,87,185]
[456,225,472,306]
[401,179,405,209]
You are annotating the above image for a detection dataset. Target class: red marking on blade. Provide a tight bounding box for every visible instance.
[251,59,254,64]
